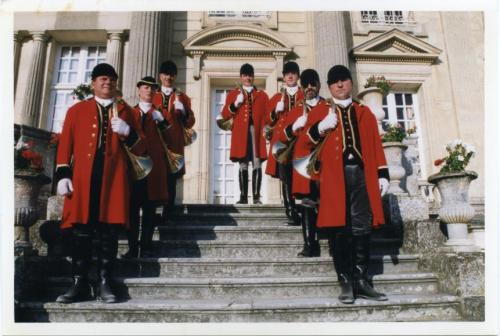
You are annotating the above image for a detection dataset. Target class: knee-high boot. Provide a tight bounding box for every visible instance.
[352,234,387,301]
[56,225,93,303]
[297,206,320,257]
[96,225,119,303]
[332,231,355,304]
[236,170,248,204]
[252,168,262,204]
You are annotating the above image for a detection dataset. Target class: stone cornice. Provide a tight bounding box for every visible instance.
[351,28,442,64]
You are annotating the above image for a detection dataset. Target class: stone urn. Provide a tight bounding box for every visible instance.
[428,171,477,246]
[358,87,385,134]
[14,169,51,256]
[382,142,408,194]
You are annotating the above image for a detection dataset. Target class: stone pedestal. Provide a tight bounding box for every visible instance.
[383,142,408,194]
[358,87,385,134]
[383,193,429,238]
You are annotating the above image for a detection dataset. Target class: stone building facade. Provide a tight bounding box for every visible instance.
[13,11,484,206]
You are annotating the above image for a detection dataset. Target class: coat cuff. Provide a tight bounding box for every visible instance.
[55,164,72,181]
[307,122,321,145]
[125,128,140,148]
[229,103,238,114]
[284,124,295,141]
[378,166,390,180]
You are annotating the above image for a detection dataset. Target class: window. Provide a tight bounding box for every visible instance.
[382,92,417,132]
[47,46,106,133]
[207,11,272,20]
[360,11,414,25]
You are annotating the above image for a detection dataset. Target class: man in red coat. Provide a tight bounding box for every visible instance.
[122,76,171,259]
[55,63,147,303]
[152,60,196,209]
[220,63,269,204]
[279,69,323,257]
[305,65,390,304]
[266,61,303,224]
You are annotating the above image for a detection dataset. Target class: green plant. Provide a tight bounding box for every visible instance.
[72,83,93,100]
[364,75,392,96]
[381,122,407,142]
[434,140,476,174]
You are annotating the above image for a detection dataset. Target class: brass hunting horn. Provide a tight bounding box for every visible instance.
[112,102,153,180]
[272,100,307,164]
[173,90,197,146]
[293,99,336,179]
[153,104,185,174]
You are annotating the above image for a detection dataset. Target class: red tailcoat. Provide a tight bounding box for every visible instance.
[56,98,147,229]
[279,98,327,197]
[221,87,269,162]
[303,101,387,229]
[265,89,304,177]
[132,105,170,202]
[152,90,195,176]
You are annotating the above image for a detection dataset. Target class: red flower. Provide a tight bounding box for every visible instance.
[49,133,60,145]
[434,159,445,166]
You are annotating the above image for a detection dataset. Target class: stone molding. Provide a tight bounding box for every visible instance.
[351,28,442,64]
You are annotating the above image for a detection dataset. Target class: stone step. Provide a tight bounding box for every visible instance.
[117,239,403,258]
[27,254,420,279]
[164,213,289,226]
[169,204,287,215]
[18,294,462,322]
[45,273,439,301]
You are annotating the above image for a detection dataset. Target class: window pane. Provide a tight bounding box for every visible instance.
[68,72,78,83]
[88,47,97,57]
[61,47,70,57]
[72,47,80,57]
[60,59,68,70]
[382,96,387,105]
[398,121,405,129]
[58,72,67,83]
[383,107,389,119]
[98,49,106,58]
[404,93,413,105]
[395,93,403,105]
[396,107,404,119]
[70,59,79,70]
[87,59,96,70]
[84,71,91,83]
[405,107,414,119]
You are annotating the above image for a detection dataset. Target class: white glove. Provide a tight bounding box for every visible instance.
[379,178,390,197]
[152,109,164,122]
[276,101,285,113]
[292,115,307,132]
[174,100,185,113]
[318,108,338,134]
[234,93,244,107]
[57,178,73,196]
[111,117,130,136]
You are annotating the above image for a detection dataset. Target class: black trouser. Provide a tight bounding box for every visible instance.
[128,178,156,254]
[278,162,299,223]
[167,172,179,208]
[298,180,320,256]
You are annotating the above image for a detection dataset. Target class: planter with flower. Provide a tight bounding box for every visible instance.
[358,75,392,133]
[381,122,409,194]
[428,140,477,247]
[14,138,51,255]
[72,83,93,103]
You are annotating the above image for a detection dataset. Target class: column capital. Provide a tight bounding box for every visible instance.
[29,31,49,43]
[107,30,126,41]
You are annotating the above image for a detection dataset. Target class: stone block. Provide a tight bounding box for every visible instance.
[46,195,64,220]
[383,193,429,238]
[402,219,446,254]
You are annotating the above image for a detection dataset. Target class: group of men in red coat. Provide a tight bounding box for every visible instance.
[220,62,391,304]
[54,61,195,304]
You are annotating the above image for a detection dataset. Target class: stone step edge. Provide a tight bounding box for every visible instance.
[19,294,461,311]
[120,239,402,246]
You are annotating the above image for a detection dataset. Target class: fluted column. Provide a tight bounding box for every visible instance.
[123,12,166,103]
[313,12,350,97]
[14,31,24,94]
[19,31,49,127]
[105,30,125,88]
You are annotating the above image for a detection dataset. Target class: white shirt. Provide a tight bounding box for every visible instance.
[94,96,114,108]
[306,96,320,107]
[242,85,254,93]
[332,97,352,108]
[138,101,152,114]
[286,85,299,96]
[161,86,173,96]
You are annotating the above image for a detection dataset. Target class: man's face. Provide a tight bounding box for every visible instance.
[283,72,299,87]
[302,82,320,100]
[328,78,353,100]
[159,73,176,88]
[138,84,156,103]
[240,74,254,87]
[92,76,117,99]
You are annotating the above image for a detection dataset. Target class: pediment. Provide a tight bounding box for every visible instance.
[351,28,442,64]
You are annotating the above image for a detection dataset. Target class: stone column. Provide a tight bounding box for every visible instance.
[313,12,350,97]
[105,30,125,88]
[19,31,49,127]
[14,31,24,94]
[123,12,166,103]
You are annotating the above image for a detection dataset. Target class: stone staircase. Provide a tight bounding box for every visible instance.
[17,204,465,322]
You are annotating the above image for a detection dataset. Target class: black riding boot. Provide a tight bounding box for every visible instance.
[97,225,119,303]
[297,206,320,257]
[352,234,387,301]
[56,226,93,303]
[140,203,156,258]
[280,164,300,225]
[331,231,355,304]
[252,168,262,204]
[236,170,248,204]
